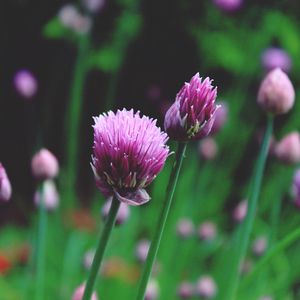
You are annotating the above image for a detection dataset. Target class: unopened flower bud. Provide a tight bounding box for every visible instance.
[252,236,267,256]
[177,281,194,299]
[0,164,12,202]
[31,148,59,180]
[176,218,194,238]
[164,73,218,141]
[261,47,292,73]
[101,197,130,226]
[257,68,295,115]
[196,276,217,299]
[14,70,37,99]
[232,199,247,223]
[34,180,59,210]
[198,137,218,161]
[145,280,159,300]
[72,284,98,300]
[213,0,243,12]
[274,132,300,164]
[198,221,217,241]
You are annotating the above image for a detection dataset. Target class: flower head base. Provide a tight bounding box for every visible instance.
[92,109,169,206]
[164,73,218,141]
[257,68,295,115]
[0,164,12,202]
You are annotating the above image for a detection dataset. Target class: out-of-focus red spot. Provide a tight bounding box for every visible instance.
[0,253,11,274]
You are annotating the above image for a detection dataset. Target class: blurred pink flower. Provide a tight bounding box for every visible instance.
[198,221,217,241]
[34,180,59,210]
[252,236,268,256]
[164,73,218,141]
[196,275,217,299]
[261,47,292,73]
[0,164,12,202]
[145,280,159,300]
[101,197,130,225]
[135,239,150,263]
[198,137,218,161]
[14,70,37,99]
[213,0,243,12]
[176,218,195,238]
[72,284,98,300]
[232,199,247,223]
[92,109,169,206]
[81,0,105,13]
[209,101,228,135]
[177,281,194,299]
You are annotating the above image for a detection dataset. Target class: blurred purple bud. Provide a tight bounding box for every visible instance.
[213,0,243,12]
[34,180,59,211]
[198,221,217,241]
[232,199,247,223]
[177,281,194,299]
[198,137,218,161]
[72,283,98,300]
[164,73,218,141]
[210,101,228,135]
[81,0,105,13]
[31,148,59,180]
[257,68,295,115]
[261,47,292,73]
[0,164,12,202]
[14,70,37,99]
[274,132,300,164]
[252,236,267,256]
[101,197,130,226]
[58,4,79,27]
[135,239,150,262]
[145,280,159,300]
[195,276,217,299]
[176,218,195,238]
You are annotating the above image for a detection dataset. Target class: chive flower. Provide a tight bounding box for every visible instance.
[164,73,218,141]
[0,163,12,202]
[91,109,169,206]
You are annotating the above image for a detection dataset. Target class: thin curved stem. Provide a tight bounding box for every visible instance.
[135,142,187,300]
[82,198,120,300]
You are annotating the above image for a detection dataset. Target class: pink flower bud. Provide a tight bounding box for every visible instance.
[31,149,59,180]
[274,132,300,164]
[82,249,95,270]
[135,239,150,262]
[164,73,218,141]
[209,101,228,135]
[196,276,217,299]
[14,70,37,99]
[198,137,218,161]
[34,180,59,210]
[261,47,292,73]
[176,218,194,238]
[72,284,98,300]
[0,164,12,202]
[252,236,267,256]
[257,68,295,115]
[145,280,159,300]
[232,199,247,223]
[58,4,79,28]
[213,0,243,12]
[177,281,194,299]
[81,0,105,13]
[198,221,217,241]
[101,197,130,225]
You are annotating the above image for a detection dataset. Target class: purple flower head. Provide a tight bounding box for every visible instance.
[196,276,217,299]
[213,0,243,12]
[0,164,12,202]
[176,218,195,238]
[92,109,169,206]
[164,73,218,141]
[261,47,292,73]
[14,70,37,99]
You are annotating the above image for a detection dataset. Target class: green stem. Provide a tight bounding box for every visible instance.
[64,34,90,207]
[135,142,187,300]
[225,115,273,300]
[35,182,47,300]
[241,227,300,290]
[83,198,120,300]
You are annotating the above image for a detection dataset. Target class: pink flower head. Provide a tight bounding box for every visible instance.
[177,281,194,299]
[0,164,12,202]
[257,68,295,115]
[101,197,130,225]
[34,180,59,210]
[232,199,247,223]
[14,70,37,99]
[92,109,169,206]
[164,73,218,141]
[198,221,217,241]
[213,0,243,12]
[72,284,98,300]
[135,239,150,262]
[261,47,292,73]
[145,280,159,300]
[196,276,217,299]
[81,0,105,13]
[198,137,218,161]
[31,148,59,180]
[252,236,268,256]
[176,218,195,238]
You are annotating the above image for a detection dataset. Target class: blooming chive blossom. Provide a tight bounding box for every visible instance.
[164,73,218,141]
[0,164,12,202]
[92,109,169,206]
[14,70,37,99]
[261,47,292,73]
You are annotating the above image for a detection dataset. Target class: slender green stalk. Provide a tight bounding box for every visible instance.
[225,115,273,300]
[241,227,300,289]
[35,182,47,300]
[135,142,187,300]
[83,198,120,300]
[64,34,90,207]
